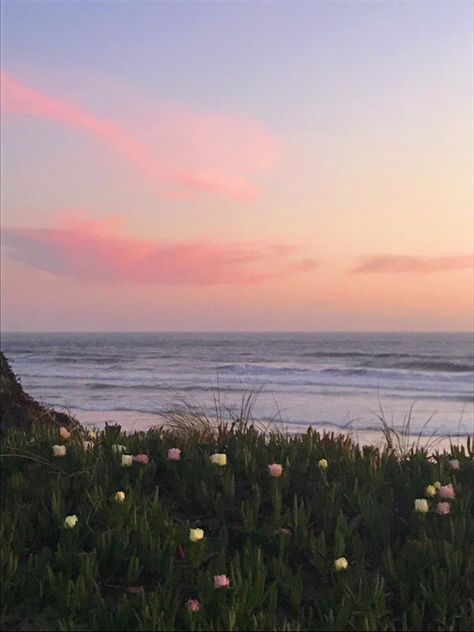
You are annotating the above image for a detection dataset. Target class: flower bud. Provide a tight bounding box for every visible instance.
[121,454,133,467]
[268,463,283,477]
[210,453,227,466]
[334,557,349,571]
[64,515,78,529]
[189,528,204,542]
[414,498,429,513]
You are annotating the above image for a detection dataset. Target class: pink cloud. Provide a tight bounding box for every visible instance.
[353,255,474,274]
[2,215,309,286]
[1,70,280,201]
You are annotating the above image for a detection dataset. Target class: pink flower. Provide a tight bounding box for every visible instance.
[133,454,149,465]
[438,483,455,500]
[186,598,201,612]
[268,463,283,478]
[168,448,181,461]
[449,459,460,470]
[127,586,144,594]
[213,574,230,589]
[437,502,451,515]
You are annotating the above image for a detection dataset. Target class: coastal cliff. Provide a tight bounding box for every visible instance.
[0,351,79,433]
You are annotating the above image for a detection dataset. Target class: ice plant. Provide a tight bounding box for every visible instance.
[168,448,181,461]
[449,459,460,470]
[414,499,429,513]
[189,528,204,542]
[268,463,283,477]
[334,557,349,571]
[210,453,227,466]
[133,454,149,464]
[318,458,328,470]
[186,598,201,612]
[52,445,66,457]
[437,502,451,515]
[213,574,230,589]
[59,427,71,440]
[115,491,126,503]
[64,515,78,529]
[438,483,455,500]
[425,485,436,497]
[122,454,133,467]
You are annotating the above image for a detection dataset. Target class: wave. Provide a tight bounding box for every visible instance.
[72,405,474,438]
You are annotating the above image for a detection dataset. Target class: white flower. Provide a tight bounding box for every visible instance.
[189,528,204,542]
[414,498,429,513]
[318,458,328,470]
[64,515,78,529]
[82,441,93,451]
[122,454,133,467]
[334,557,349,571]
[112,444,127,454]
[115,491,126,503]
[52,445,66,457]
[210,453,227,466]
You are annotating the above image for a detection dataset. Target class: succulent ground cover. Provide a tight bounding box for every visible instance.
[1,420,473,631]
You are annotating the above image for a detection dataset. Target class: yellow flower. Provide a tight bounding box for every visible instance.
[189,528,204,542]
[210,453,227,466]
[115,491,126,503]
[64,515,78,529]
[318,458,328,470]
[425,485,436,497]
[59,427,71,440]
[121,454,133,467]
[88,429,97,439]
[334,557,349,571]
[52,445,67,457]
[433,481,442,490]
[414,498,429,513]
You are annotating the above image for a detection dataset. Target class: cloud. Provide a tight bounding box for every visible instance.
[2,215,309,286]
[1,70,280,201]
[353,255,474,274]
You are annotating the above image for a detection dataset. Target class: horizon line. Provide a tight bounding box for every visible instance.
[2,329,473,335]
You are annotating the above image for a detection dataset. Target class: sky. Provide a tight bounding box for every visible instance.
[1,0,473,332]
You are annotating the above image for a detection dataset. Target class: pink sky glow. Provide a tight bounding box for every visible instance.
[1,1,473,331]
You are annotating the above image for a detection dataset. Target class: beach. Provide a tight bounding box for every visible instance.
[2,332,473,444]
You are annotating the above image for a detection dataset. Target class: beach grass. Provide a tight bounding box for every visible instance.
[1,418,473,631]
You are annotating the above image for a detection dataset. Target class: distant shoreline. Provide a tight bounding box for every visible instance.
[77,408,473,452]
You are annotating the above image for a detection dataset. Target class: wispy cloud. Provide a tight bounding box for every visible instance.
[353,255,473,274]
[1,70,280,201]
[2,215,312,286]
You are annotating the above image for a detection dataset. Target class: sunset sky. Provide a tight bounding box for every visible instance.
[1,1,473,331]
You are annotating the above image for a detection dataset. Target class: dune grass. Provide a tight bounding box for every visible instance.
[1,416,473,631]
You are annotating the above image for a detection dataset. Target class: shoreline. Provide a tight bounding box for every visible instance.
[77,408,472,452]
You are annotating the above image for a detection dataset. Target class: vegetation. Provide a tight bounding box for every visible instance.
[1,417,473,631]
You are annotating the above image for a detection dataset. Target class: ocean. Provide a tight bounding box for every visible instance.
[1,332,473,438]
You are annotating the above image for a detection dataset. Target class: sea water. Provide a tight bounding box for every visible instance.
[2,332,473,437]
